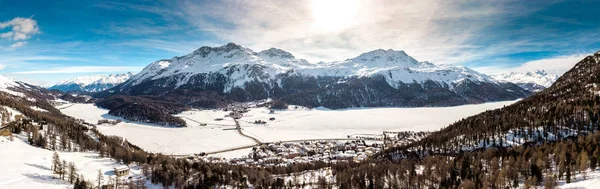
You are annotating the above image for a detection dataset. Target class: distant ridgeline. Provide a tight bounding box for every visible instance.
[49,73,134,93]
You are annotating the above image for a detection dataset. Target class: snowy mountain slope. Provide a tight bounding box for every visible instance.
[493,70,559,92]
[125,43,497,92]
[0,75,38,97]
[0,135,149,189]
[49,72,134,92]
[107,43,529,109]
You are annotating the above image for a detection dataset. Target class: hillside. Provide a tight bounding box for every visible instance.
[323,51,600,189]
[401,51,600,152]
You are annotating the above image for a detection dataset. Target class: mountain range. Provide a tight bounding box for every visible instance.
[48,72,134,93]
[493,70,559,92]
[100,43,530,111]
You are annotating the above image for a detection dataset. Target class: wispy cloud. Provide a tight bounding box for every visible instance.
[14,66,144,74]
[0,55,88,64]
[9,41,26,48]
[474,53,590,75]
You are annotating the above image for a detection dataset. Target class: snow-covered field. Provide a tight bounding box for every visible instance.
[559,169,600,188]
[237,100,518,142]
[58,100,517,156]
[59,103,255,155]
[0,135,142,189]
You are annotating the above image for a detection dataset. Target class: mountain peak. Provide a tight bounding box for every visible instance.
[190,42,252,58]
[361,49,408,57]
[258,48,295,59]
[224,42,243,50]
[350,49,420,66]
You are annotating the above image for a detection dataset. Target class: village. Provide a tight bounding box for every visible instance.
[194,130,430,166]
[183,103,433,166]
[199,140,382,166]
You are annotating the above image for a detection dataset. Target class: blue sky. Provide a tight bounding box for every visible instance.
[0,0,599,86]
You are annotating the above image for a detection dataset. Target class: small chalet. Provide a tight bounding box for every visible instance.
[114,166,130,177]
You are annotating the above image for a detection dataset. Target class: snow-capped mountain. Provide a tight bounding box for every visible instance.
[49,72,134,93]
[0,75,29,97]
[107,43,529,109]
[0,74,62,103]
[493,70,559,92]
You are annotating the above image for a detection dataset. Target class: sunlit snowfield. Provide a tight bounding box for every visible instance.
[58,100,518,156]
[236,101,518,142]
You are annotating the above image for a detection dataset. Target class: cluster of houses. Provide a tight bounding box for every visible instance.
[97,119,122,125]
[382,131,430,147]
[194,131,432,166]
[223,105,249,119]
[201,140,385,166]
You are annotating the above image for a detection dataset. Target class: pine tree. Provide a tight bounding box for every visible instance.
[50,134,56,150]
[544,175,557,189]
[580,151,589,179]
[52,152,61,174]
[566,166,572,184]
[68,162,77,183]
[97,169,104,189]
[61,160,67,180]
[99,145,106,158]
[60,134,67,150]
[73,178,81,189]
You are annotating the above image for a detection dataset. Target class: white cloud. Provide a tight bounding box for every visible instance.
[13,66,144,74]
[9,41,26,48]
[173,0,531,63]
[0,17,40,41]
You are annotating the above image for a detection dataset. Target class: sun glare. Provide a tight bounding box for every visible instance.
[311,0,359,32]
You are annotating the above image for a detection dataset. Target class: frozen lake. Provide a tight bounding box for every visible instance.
[58,100,518,155]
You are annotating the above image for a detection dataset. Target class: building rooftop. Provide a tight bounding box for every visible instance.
[114,165,129,172]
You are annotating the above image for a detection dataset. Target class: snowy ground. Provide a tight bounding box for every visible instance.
[559,169,600,188]
[237,100,518,142]
[209,148,254,159]
[0,135,151,189]
[58,100,516,156]
[59,103,255,155]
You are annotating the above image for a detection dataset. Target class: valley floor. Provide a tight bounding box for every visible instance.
[58,100,517,157]
[236,101,518,142]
